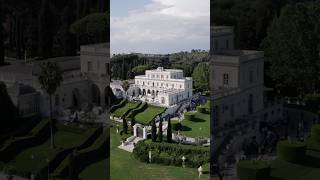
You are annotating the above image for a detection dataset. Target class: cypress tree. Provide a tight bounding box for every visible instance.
[151,120,157,142]
[123,117,128,134]
[158,117,163,142]
[167,118,172,143]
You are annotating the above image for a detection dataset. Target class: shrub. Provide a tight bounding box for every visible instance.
[277,140,306,163]
[311,124,320,143]
[197,106,208,114]
[133,140,209,168]
[237,160,270,180]
[184,112,195,121]
[127,103,148,119]
[304,93,320,108]
[110,99,127,113]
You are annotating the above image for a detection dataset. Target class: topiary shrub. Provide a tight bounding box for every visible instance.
[237,160,270,180]
[197,106,209,114]
[277,140,306,164]
[184,112,195,121]
[311,124,320,143]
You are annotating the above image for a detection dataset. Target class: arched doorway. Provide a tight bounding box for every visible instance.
[142,89,146,96]
[72,88,80,108]
[147,89,151,95]
[91,84,101,106]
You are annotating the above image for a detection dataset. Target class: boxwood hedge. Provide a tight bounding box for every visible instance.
[277,140,306,163]
[133,140,209,168]
[236,160,270,180]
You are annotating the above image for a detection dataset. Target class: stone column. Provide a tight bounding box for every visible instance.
[133,125,137,137]
[143,127,147,139]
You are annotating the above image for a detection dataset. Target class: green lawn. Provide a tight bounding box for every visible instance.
[110,126,209,180]
[8,131,88,172]
[112,101,141,118]
[135,105,166,125]
[172,112,210,138]
[79,159,109,180]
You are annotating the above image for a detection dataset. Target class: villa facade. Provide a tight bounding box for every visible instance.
[0,43,110,118]
[134,67,193,107]
[210,26,283,127]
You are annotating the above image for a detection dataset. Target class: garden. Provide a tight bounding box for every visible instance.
[0,118,109,180]
[172,104,210,138]
[237,124,320,180]
[110,125,209,180]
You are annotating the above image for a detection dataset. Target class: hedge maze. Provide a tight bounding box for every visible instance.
[0,119,109,180]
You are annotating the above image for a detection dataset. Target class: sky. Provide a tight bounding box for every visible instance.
[110,0,210,54]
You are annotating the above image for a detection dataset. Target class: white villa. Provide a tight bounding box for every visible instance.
[133,67,193,107]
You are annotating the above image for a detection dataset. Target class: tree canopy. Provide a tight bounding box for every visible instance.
[262,2,320,96]
[192,62,210,92]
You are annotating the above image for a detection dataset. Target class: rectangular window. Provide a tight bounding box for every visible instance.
[88,61,93,71]
[223,73,229,85]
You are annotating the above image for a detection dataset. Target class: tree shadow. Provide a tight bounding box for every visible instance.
[181,125,192,132]
[189,118,206,123]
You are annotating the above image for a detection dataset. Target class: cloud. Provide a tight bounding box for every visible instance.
[111,0,210,54]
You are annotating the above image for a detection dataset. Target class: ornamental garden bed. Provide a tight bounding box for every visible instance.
[111,101,141,118]
[133,140,209,168]
[0,120,102,180]
[134,105,166,125]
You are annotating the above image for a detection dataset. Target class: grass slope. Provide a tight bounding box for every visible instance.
[112,101,140,118]
[110,126,208,180]
[135,105,166,125]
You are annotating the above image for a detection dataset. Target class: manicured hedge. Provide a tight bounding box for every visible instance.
[236,160,270,180]
[52,131,109,179]
[184,112,195,121]
[127,102,148,119]
[311,124,320,143]
[0,119,50,162]
[277,140,306,163]
[133,140,209,168]
[110,99,126,113]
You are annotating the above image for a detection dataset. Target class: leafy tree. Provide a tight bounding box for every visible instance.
[262,2,320,96]
[151,120,157,142]
[38,62,63,149]
[131,118,136,127]
[167,118,172,143]
[121,80,130,95]
[70,12,109,44]
[158,117,163,142]
[132,65,151,76]
[192,62,209,92]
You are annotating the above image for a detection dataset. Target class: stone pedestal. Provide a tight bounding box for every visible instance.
[143,127,147,139]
